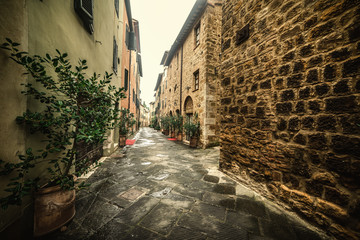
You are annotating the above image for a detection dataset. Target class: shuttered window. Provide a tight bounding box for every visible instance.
[194,70,199,90]
[74,0,94,34]
[113,37,118,74]
[115,0,119,18]
[124,69,129,91]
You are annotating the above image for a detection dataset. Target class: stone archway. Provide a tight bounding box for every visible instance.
[169,110,173,116]
[184,96,193,116]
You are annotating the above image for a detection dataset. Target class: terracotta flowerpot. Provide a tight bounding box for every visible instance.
[170,131,175,138]
[190,137,198,148]
[163,130,169,136]
[119,134,126,147]
[34,185,76,237]
[177,132,183,141]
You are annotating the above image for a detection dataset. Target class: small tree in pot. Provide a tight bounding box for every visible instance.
[0,39,126,236]
[119,109,130,147]
[183,114,200,148]
[175,115,184,141]
[160,115,170,136]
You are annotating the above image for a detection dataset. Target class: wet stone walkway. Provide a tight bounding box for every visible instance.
[46,127,328,240]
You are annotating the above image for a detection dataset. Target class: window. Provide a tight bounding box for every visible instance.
[165,98,167,108]
[124,69,129,90]
[125,25,129,48]
[115,0,119,18]
[74,0,94,34]
[113,37,118,74]
[194,23,200,47]
[194,70,199,90]
[133,89,135,103]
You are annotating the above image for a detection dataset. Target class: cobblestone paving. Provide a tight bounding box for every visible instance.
[43,127,329,240]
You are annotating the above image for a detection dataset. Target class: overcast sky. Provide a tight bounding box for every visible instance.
[130,0,196,106]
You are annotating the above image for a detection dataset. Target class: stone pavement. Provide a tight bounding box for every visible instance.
[44,127,329,240]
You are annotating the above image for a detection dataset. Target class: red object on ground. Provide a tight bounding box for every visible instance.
[167,138,177,141]
[126,139,136,145]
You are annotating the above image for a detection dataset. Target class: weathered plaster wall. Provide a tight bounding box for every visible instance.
[0,0,28,234]
[219,0,360,239]
[0,0,123,234]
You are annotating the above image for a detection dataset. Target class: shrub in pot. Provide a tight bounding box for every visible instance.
[119,109,130,147]
[183,114,200,148]
[0,39,126,236]
[160,115,170,136]
[175,115,183,141]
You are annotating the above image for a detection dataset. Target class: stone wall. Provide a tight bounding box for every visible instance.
[219,0,360,239]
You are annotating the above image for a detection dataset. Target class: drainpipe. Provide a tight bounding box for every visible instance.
[180,46,183,115]
[128,51,131,110]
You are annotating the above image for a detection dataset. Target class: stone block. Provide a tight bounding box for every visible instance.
[260,80,271,89]
[203,174,220,183]
[317,115,336,132]
[288,117,300,131]
[334,80,349,94]
[276,102,292,115]
[295,101,305,114]
[283,51,295,62]
[307,55,323,68]
[308,100,321,113]
[324,64,336,80]
[293,60,305,73]
[302,116,315,129]
[310,20,334,39]
[247,95,257,103]
[287,74,303,88]
[299,87,310,99]
[342,57,360,77]
[279,64,290,76]
[294,133,306,145]
[281,90,295,101]
[330,47,350,61]
[315,83,330,96]
[213,183,236,195]
[300,44,314,57]
[316,198,347,220]
[331,135,360,157]
[324,186,350,207]
[306,69,318,83]
[325,96,357,113]
[308,133,327,150]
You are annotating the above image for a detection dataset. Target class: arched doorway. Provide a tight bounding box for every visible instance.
[184,96,194,141]
[169,110,173,116]
[184,96,193,117]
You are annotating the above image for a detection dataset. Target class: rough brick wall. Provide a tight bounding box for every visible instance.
[219,0,360,239]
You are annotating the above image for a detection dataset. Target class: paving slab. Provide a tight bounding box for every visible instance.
[45,127,330,240]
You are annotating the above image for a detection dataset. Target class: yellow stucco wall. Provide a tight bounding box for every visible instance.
[0,0,124,233]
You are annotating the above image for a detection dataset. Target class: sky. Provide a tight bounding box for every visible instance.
[130,0,197,106]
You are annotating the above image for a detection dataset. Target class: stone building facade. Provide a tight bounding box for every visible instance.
[158,0,222,147]
[219,0,360,239]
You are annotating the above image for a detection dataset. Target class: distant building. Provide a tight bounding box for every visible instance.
[155,0,222,147]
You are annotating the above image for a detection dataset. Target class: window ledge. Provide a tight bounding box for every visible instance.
[192,89,199,92]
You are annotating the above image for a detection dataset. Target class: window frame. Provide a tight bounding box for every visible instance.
[194,22,200,47]
[193,69,200,91]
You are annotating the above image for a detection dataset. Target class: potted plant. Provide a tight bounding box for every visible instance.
[169,116,176,138]
[175,115,183,141]
[0,39,126,236]
[183,114,200,148]
[160,115,170,136]
[119,109,130,147]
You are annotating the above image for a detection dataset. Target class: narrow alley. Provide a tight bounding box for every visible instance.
[45,128,327,240]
